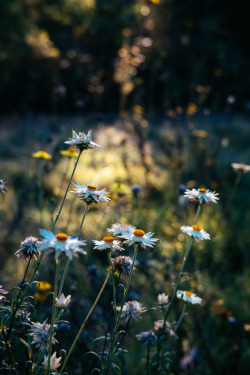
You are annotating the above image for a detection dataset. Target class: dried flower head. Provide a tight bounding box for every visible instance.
[157,293,169,305]
[0,285,8,302]
[184,188,219,204]
[15,236,41,261]
[55,293,71,308]
[154,320,177,337]
[119,228,159,249]
[93,236,124,252]
[60,147,78,158]
[177,290,202,305]
[231,162,250,173]
[29,320,57,352]
[111,255,134,276]
[136,330,157,346]
[0,179,8,195]
[32,151,52,160]
[117,301,146,322]
[38,230,87,260]
[181,225,210,240]
[43,352,62,372]
[71,181,111,205]
[65,130,100,151]
[107,223,136,238]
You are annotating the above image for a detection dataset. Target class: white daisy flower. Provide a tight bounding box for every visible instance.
[107,223,136,237]
[38,230,87,260]
[180,225,210,240]
[231,162,250,173]
[157,293,169,305]
[55,293,71,308]
[177,290,202,305]
[29,320,57,352]
[116,300,146,322]
[71,181,111,205]
[43,351,62,372]
[93,236,124,252]
[119,228,159,249]
[65,130,100,151]
[184,188,219,204]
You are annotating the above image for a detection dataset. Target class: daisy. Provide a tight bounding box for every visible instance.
[184,188,219,204]
[0,285,8,302]
[111,255,134,276]
[119,228,159,249]
[65,130,100,151]
[32,151,52,160]
[0,179,8,195]
[71,182,111,205]
[15,236,41,261]
[38,230,87,260]
[29,320,57,352]
[136,331,157,346]
[157,293,169,305]
[43,352,62,372]
[180,225,210,240]
[177,290,202,305]
[231,162,250,173]
[60,147,78,158]
[93,236,124,252]
[116,300,146,322]
[107,223,136,237]
[55,293,71,308]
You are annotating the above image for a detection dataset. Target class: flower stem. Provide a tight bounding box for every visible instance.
[108,251,117,319]
[174,304,186,333]
[224,171,243,215]
[46,258,61,375]
[77,204,89,239]
[163,237,194,327]
[60,271,111,374]
[194,204,202,225]
[57,203,89,301]
[51,150,82,232]
[146,344,151,375]
[101,245,139,375]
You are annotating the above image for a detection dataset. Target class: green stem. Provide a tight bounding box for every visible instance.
[57,204,89,302]
[60,271,111,374]
[102,245,139,375]
[51,150,82,232]
[224,171,243,215]
[163,237,194,327]
[174,305,186,333]
[194,204,202,225]
[108,251,117,319]
[46,258,61,375]
[77,204,89,239]
[32,349,46,375]
[146,344,150,375]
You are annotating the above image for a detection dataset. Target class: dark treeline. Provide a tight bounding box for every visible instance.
[0,0,249,114]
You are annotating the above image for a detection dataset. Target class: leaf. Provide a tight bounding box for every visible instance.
[18,338,33,359]
[45,292,54,298]
[90,336,107,351]
[81,351,101,364]
[109,363,121,375]
[91,368,101,375]
[111,349,128,359]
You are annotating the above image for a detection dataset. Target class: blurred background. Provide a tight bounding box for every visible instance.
[1,0,250,374]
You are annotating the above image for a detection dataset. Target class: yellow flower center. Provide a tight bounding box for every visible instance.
[199,188,206,193]
[87,184,97,190]
[56,233,68,241]
[68,147,76,153]
[103,236,114,243]
[133,229,145,237]
[192,225,202,231]
[185,291,193,297]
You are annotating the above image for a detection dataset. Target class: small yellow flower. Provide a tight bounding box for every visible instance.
[38,281,52,291]
[32,151,52,160]
[34,292,46,302]
[60,147,78,158]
